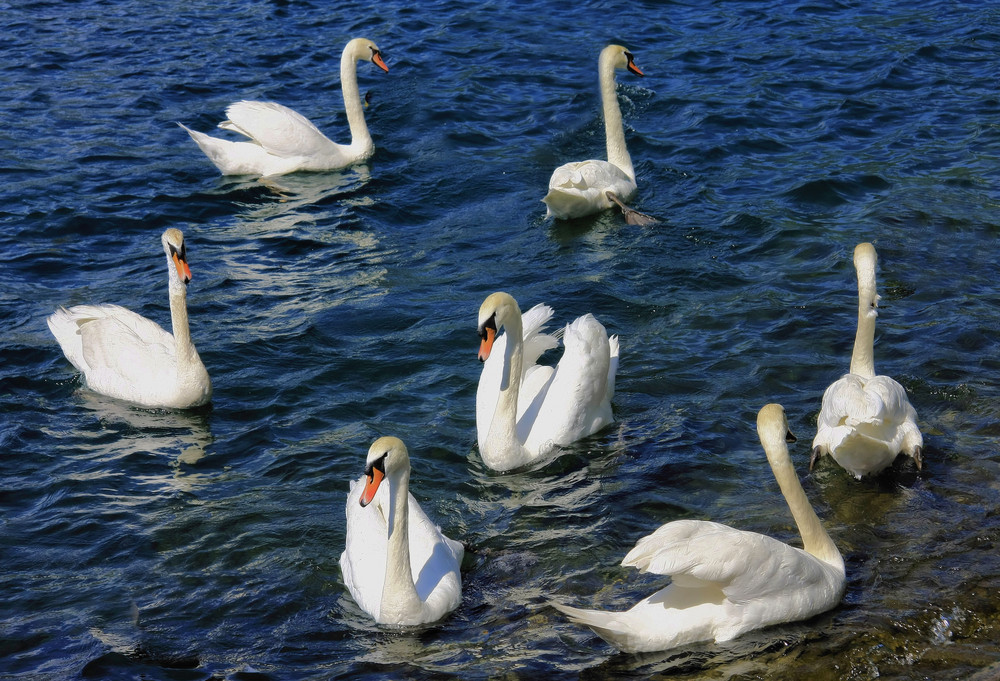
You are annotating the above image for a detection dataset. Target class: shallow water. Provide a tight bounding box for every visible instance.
[3,1,1000,679]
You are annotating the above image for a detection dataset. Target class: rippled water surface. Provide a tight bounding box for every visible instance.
[3,1,1000,679]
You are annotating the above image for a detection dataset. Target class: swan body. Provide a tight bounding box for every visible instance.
[47,229,212,409]
[543,44,652,223]
[811,243,923,478]
[180,38,388,177]
[340,437,463,625]
[552,404,845,654]
[476,292,619,472]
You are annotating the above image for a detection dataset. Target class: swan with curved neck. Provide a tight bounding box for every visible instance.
[476,291,619,472]
[542,44,655,225]
[180,37,388,177]
[340,437,463,625]
[551,404,845,653]
[811,242,923,477]
[47,228,212,409]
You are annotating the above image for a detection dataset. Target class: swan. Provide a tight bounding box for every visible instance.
[340,437,464,625]
[551,403,846,654]
[542,44,655,225]
[811,242,923,478]
[179,37,388,177]
[476,291,619,472]
[47,228,212,409]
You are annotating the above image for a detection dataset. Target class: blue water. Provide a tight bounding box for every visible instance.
[3,1,1000,679]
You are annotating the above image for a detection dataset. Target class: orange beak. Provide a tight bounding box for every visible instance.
[372,52,388,73]
[478,326,496,362]
[627,61,644,77]
[172,252,192,284]
[360,465,385,506]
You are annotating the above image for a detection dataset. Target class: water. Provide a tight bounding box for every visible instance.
[3,0,1000,679]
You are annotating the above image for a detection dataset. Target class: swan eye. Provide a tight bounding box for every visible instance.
[478,313,497,340]
[364,453,387,481]
[169,242,187,262]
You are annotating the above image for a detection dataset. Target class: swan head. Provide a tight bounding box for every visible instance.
[853,242,879,318]
[347,37,389,73]
[477,292,520,362]
[601,44,644,77]
[359,436,409,507]
[756,403,797,465]
[161,228,191,285]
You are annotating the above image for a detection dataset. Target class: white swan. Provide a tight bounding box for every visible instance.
[340,437,464,625]
[476,291,619,472]
[179,37,388,177]
[47,228,212,409]
[551,403,845,654]
[811,242,923,478]
[542,44,655,225]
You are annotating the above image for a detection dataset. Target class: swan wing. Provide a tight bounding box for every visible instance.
[221,101,336,158]
[523,313,615,453]
[543,160,636,220]
[405,495,464,620]
[813,373,922,476]
[623,519,842,638]
[49,304,183,402]
[553,519,842,653]
[341,476,389,621]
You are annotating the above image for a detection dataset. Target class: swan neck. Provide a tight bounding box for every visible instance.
[340,48,371,148]
[599,54,634,180]
[168,280,193,359]
[485,314,526,468]
[768,445,844,571]
[380,467,422,621]
[849,278,877,379]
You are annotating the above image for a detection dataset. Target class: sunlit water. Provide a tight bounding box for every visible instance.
[3,1,1000,679]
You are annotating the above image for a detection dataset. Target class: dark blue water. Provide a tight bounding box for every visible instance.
[3,1,1000,679]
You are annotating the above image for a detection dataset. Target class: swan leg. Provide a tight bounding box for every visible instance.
[605,191,658,226]
[809,446,824,471]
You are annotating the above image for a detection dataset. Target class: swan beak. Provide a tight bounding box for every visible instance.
[478,326,496,362]
[172,252,192,284]
[786,429,797,444]
[372,51,389,73]
[360,465,385,507]
[626,52,644,77]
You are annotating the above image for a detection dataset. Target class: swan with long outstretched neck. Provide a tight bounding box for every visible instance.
[340,437,464,625]
[811,242,923,478]
[551,404,845,654]
[542,44,655,225]
[179,37,388,177]
[47,228,212,409]
[476,291,619,472]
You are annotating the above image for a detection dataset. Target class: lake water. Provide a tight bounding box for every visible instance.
[3,1,1000,679]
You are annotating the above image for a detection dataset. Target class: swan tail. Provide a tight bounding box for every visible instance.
[178,123,243,174]
[607,335,620,399]
[549,601,635,650]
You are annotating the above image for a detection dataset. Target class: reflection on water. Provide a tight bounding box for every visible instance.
[76,391,216,493]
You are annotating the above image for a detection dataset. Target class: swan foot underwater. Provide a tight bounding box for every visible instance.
[605,190,658,226]
[551,404,845,654]
[543,44,653,224]
[810,242,923,478]
[180,37,388,177]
